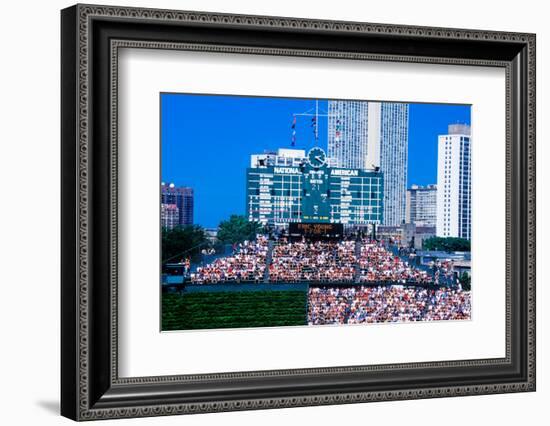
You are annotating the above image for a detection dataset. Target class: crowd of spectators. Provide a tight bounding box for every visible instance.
[307,286,471,325]
[189,236,268,284]
[429,260,457,286]
[189,236,461,286]
[269,239,356,283]
[358,240,431,284]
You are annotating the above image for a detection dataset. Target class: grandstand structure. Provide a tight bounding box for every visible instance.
[169,234,458,287]
[162,232,470,330]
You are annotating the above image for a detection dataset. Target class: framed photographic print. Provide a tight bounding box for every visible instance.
[61,4,536,421]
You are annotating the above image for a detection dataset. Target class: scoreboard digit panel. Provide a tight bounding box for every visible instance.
[302,167,330,222]
[329,169,383,225]
[247,166,303,224]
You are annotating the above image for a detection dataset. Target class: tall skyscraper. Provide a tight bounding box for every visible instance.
[406,184,437,226]
[436,124,472,240]
[327,101,370,170]
[161,183,194,226]
[328,101,408,225]
[379,103,409,226]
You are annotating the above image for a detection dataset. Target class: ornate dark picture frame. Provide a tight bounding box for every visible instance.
[61,3,536,421]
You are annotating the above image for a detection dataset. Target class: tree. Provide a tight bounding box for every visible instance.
[423,236,470,252]
[162,225,209,263]
[216,215,261,245]
[458,272,471,291]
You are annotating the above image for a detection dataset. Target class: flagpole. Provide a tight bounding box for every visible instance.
[291,100,338,148]
[315,100,319,142]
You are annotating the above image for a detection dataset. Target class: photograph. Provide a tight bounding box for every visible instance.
[160,94,472,331]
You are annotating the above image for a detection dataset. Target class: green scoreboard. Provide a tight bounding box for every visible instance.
[246,147,383,227]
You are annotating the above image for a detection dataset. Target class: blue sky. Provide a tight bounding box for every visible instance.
[161,94,470,228]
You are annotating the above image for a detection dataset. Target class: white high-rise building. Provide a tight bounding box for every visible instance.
[436,124,472,240]
[406,184,437,226]
[328,101,408,225]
